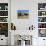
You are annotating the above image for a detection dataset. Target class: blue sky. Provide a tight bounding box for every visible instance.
[17,10,29,13]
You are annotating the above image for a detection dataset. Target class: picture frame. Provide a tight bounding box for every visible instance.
[17,10,29,19]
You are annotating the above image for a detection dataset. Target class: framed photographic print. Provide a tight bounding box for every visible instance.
[0,23,8,37]
[38,29,46,37]
[38,17,46,22]
[38,23,46,28]
[38,3,46,10]
[17,10,29,19]
[0,17,8,22]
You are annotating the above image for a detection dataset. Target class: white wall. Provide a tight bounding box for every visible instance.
[11,0,46,46]
[11,0,38,30]
[11,0,38,45]
[0,0,8,3]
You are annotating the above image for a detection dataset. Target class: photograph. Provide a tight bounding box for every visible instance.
[0,11,8,16]
[0,23,8,37]
[0,17,8,22]
[38,23,46,28]
[38,3,46,10]
[38,11,46,16]
[0,3,8,10]
[17,10,29,19]
[38,17,46,22]
[38,29,46,37]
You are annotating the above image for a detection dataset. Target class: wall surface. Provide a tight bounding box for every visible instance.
[11,0,46,46]
[11,0,38,30]
[0,0,8,3]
